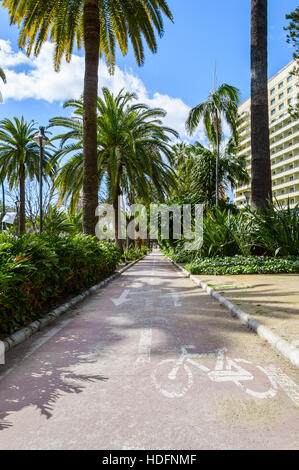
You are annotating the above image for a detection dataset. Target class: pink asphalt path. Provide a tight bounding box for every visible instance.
[0,251,298,450]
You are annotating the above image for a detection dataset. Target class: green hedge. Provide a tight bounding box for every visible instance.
[185,256,299,275]
[0,234,121,338]
[122,246,151,262]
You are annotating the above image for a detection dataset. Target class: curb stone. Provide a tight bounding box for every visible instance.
[1,256,145,355]
[166,255,299,368]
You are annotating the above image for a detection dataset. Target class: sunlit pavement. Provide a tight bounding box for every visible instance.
[0,250,298,450]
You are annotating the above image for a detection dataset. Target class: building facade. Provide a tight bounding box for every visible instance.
[234,61,299,209]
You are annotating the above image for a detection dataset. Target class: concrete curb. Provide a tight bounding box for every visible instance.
[166,255,299,368]
[1,256,145,354]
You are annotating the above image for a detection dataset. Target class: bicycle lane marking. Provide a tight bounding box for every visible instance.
[264,366,299,407]
[150,344,299,406]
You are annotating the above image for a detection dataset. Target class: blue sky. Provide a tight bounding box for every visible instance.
[0,0,297,141]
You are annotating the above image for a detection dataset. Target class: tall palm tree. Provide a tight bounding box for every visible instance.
[0,67,6,103]
[186,83,240,208]
[50,88,178,249]
[0,117,53,233]
[251,0,272,210]
[2,0,173,235]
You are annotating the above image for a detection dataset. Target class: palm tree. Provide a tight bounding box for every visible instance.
[251,0,272,210]
[189,139,249,207]
[186,83,240,208]
[0,117,53,233]
[2,0,173,235]
[0,67,6,103]
[50,88,178,249]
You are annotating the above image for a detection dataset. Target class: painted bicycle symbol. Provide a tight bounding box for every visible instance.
[152,345,278,399]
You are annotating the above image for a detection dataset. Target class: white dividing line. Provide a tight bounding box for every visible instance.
[135,328,152,367]
[0,317,73,382]
[169,287,181,308]
[265,366,299,407]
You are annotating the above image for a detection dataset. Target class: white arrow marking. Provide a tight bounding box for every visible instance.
[112,289,131,306]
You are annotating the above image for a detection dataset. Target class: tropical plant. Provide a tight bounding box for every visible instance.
[43,206,75,235]
[170,142,195,196]
[0,67,6,103]
[186,83,240,208]
[50,89,178,250]
[251,0,272,210]
[251,202,299,256]
[0,232,120,337]
[0,117,54,233]
[187,139,249,207]
[2,0,174,235]
[186,255,299,275]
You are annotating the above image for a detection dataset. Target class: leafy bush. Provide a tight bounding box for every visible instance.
[122,245,150,262]
[163,203,299,260]
[251,203,299,256]
[186,256,299,275]
[0,233,120,338]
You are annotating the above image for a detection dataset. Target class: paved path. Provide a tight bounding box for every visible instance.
[0,251,298,450]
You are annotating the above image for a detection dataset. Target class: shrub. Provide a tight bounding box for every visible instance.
[122,245,150,262]
[186,255,299,275]
[250,203,299,256]
[0,233,121,338]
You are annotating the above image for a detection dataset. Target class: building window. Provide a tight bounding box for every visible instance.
[278,82,283,89]
[271,99,276,105]
[287,87,293,93]
[270,88,275,95]
[279,93,284,100]
[279,103,284,110]
[287,75,292,82]
[291,199,295,204]
[271,109,276,115]
[288,98,293,104]
[290,176,294,181]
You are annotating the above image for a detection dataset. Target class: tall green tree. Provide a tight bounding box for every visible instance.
[0,117,53,233]
[50,89,178,249]
[189,139,249,207]
[251,0,272,210]
[0,67,6,103]
[186,83,240,208]
[2,0,173,235]
[171,139,249,207]
[285,6,299,120]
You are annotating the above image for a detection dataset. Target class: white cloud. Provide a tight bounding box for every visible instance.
[0,39,206,141]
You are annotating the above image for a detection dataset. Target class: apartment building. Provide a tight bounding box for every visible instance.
[234,61,299,209]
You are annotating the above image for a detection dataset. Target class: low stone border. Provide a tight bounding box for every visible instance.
[1,256,145,354]
[166,255,299,368]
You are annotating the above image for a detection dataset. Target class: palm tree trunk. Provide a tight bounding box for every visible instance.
[82,0,100,235]
[19,163,26,234]
[215,126,220,208]
[113,168,123,252]
[113,192,123,252]
[251,0,272,210]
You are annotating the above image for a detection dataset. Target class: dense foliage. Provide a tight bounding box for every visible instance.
[0,234,121,338]
[122,246,151,262]
[185,256,299,275]
[162,203,299,273]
